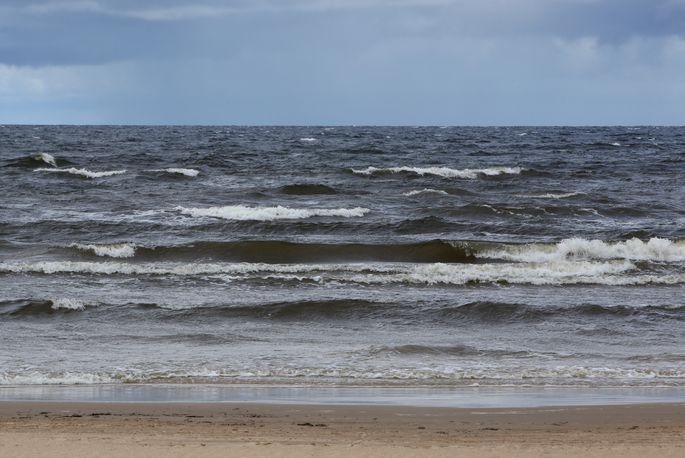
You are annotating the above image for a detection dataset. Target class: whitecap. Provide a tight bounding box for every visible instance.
[402,188,449,196]
[148,168,199,177]
[611,142,621,147]
[351,166,523,179]
[515,192,584,199]
[35,152,57,167]
[71,243,136,258]
[371,260,641,286]
[299,137,317,142]
[174,205,369,221]
[0,371,116,385]
[0,261,394,277]
[2,259,681,287]
[51,298,89,311]
[482,237,685,263]
[35,167,126,178]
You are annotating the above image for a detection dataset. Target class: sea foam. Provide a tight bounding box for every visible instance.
[482,237,685,263]
[72,243,137,258]
[402,188,449,196]
[2,259,681,286]
[50,298,89,311]
[35,167,126,178]
[148,168,199,177]
[351,166,523,179]
[175,205,369,221]
[35,152,57,167]
[515,192,584,199]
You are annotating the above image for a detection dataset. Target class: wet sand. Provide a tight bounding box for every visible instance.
[1,401,683,457]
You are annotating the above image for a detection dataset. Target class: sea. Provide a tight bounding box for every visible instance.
[1,125,683,391]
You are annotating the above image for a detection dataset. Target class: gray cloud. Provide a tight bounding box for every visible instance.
[1,0,683,124]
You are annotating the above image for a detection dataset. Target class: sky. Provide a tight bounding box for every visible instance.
[0,0,684,125]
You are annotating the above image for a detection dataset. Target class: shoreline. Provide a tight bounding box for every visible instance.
[1,400,683,457]
[1,383,684,408]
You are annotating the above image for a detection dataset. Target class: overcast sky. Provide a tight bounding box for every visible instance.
[1,0,684,125]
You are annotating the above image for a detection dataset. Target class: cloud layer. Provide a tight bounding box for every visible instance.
[1,0,683,124]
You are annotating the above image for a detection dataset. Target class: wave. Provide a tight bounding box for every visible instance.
[402,188,449,196]
[162,299,389,321]
[3,153,72,169]
[483,237,685,263]
[368,344,530,358]
[36,152,57,167]
[146,168,199,177]
[433,301,684,322]
[175,205,369,221]
[1,298,91,316]
[0,371,116,385]
[299,137,317,142]
[2,365,682,386]
[515,192,584,199]
[390,260,642,286]
[279,184,339,195]
[35,167,126,178]
[351,166,524,179]
[3,298,681,324]
[66,240,476,263]
[71,243,136,258]
[3,259,683,286]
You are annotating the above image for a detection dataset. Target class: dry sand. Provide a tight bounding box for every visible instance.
[0,401,683,457]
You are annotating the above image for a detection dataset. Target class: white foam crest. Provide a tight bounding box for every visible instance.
[299,137,317,142]
[1,260,681,286]
[175,205,369,221]
[35,167,126,178]
[51,298,89,311]
[382,261,640,286]
[402,188,449,196]
[0,261,397,277]
[0,372,115,385]
[72,243,137,258]
[483,238,685,263]
[220,365,685,382]
[351,166,523,179]
[515,192,584,199]
[611,142,621,147]
[149,168,199,177]
[35,152,56,167]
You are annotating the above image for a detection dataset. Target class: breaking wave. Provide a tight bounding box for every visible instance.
[71,243,137,258]
[515,192,584,199]
[483,237,685,263]
[1,298,91,316]
[146,168,199,177]
[66,240,475,263]
[35,167,127,178]
[351,166,524,179]
[402,188,449,196]
[2,259,682,286]
[36,152,57,167]
[1,365,682,386]
[175,205,369,221]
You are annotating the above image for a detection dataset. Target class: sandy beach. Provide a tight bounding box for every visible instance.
[1,401,683,457]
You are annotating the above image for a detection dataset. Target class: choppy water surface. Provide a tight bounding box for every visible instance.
[1,126,683,387]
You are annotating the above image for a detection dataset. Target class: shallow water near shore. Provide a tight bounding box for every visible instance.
[1,384,684,408]
[1,126,683,388]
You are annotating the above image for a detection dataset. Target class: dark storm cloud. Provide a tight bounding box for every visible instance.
[0,1,682,66]
[1,1,684,124]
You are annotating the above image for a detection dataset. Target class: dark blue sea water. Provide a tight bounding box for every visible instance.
[1,125,683,387]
